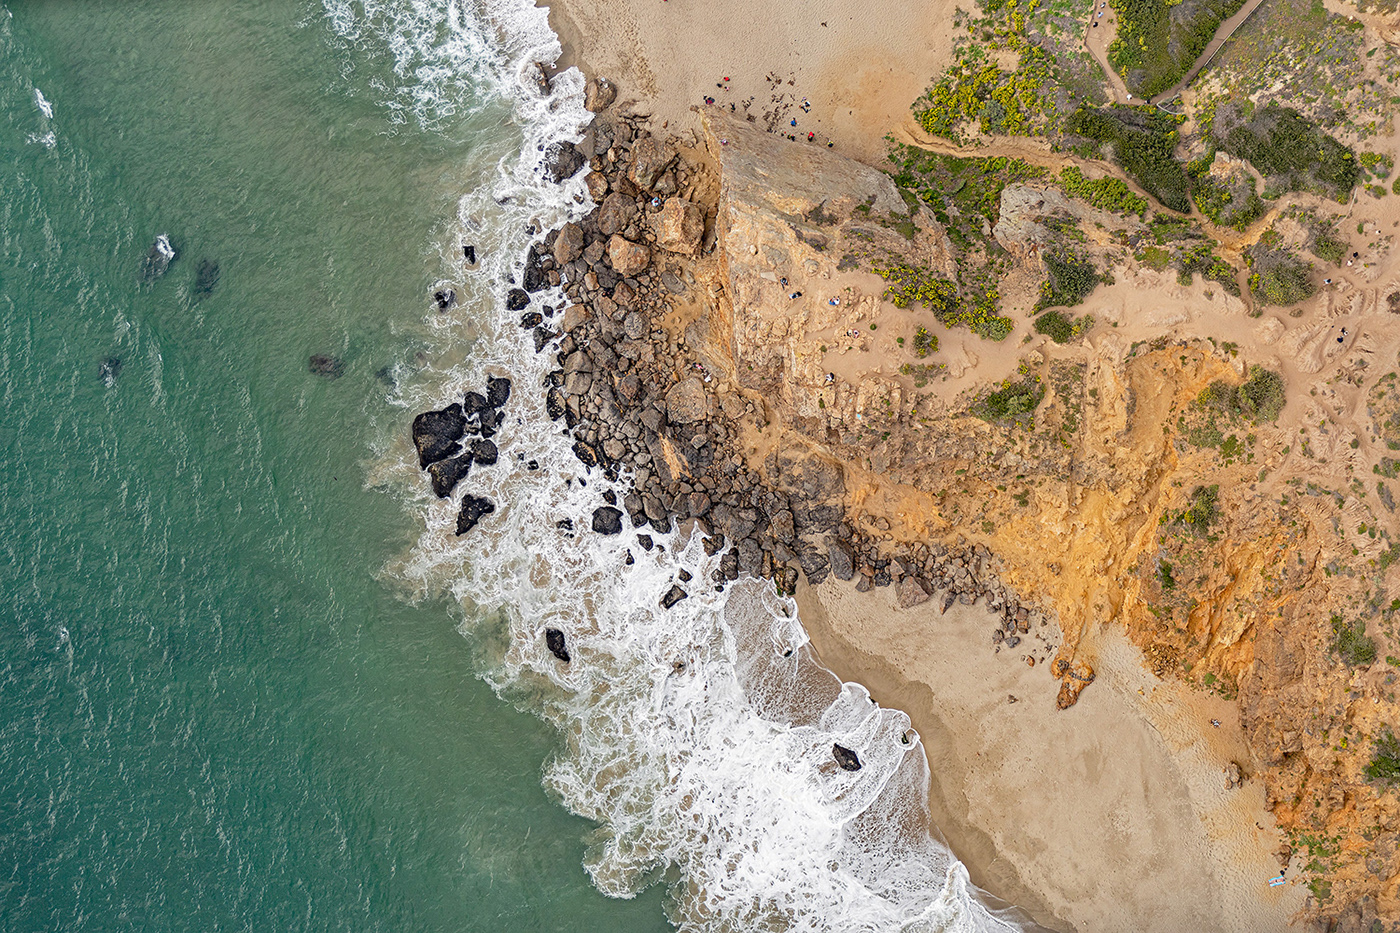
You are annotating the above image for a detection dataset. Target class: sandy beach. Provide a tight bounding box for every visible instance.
[798,579,1307,931]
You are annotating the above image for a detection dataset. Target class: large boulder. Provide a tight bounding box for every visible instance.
[427,453,472,498]
[412,403,467,468]
[833,744,862,772]
[597,192,636,236]
[554,222,585,264]
[455,495,495,535]
[545,627,571,662]
[523,243,548,292]
[591,506,624,535]
[628,136,676,190]
[608,235,651,277]
[827,539,856,581]
[665,377,708,423]
[584,76,617,112]
[654,198,704,255]
[543,141,585,183]
[896,575,931,608]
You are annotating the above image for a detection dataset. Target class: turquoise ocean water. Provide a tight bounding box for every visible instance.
[1,2,1037,931]
[0,2,668,929]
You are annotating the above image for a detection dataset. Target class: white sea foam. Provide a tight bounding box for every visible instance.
[33,86,51,118]
[344,1,1035,930]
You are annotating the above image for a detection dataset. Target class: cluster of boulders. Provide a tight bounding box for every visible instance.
[411,375,511,534]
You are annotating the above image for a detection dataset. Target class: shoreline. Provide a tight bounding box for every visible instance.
[522,1,1316,927]
[797,579,1306,932]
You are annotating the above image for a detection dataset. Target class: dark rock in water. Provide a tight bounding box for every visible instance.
[833,744,862,772]
[545,387,566,421]
[637,534,654,550]
[486,376,512,408]
[309,354,345,379]
[592,506,624,535]
[434,289,456,311]
[506,288,530,311]
[678,569,692,582]
[572,440,599,468]
[139,234,176,282]
[463,244,477,264]
[470,438,498,465]
[463,391,489,417]
[520,311,543,328]
[193,259,220,296]
[526,459,539,471]
[477,407,502,438]
[532,326,555,353]
[374,365,396,388]
[523,243,548,293]
[602,490,616,506]
[427,453,472,498]
[412,403,467,468]
[455,494,494,535]
[660,584,688,609]
[556,518,575,533]
[543,141,586,183]
[99,357,122,387]
[545,627,571,663]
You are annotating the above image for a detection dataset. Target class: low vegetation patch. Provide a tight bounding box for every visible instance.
[1038,249,1100,309]
[1196,366,1287,422]
[1245,235,1315,306]
[1331,614,1378,666]
[1066,106,1191,211]
[970,374,1045,427]
[1107,0,1250,97]
[1058,166,1148,216]
[1190,168,1265,231]
[1033,309,1094,343]
[1211,103,1359,201]
[1175,241,1241,295]
[1365,728,1400,785]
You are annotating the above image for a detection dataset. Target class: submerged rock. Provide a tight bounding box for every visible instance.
[193,259,220,296]
[545,627,571,662]
[139,234,176,282]
[412,403,467,468]
[833,744,862,772]
[309,354,345,379]
[426,453,472,498]
[462,244,477,265]
[99,356,122,387]
[454,494,495,535]
[434,288,456,311]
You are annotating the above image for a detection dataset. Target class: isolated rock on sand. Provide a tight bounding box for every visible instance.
[832,744,862,771]
[665,377,707,423]
[827,538,856,581]
[554,221,584,264]
[608,235,650,276]
[583,76,616,112]
[654,197,704,254]
[628,136,676,191]
[896,575,931,608]
[1052,658,1096,710]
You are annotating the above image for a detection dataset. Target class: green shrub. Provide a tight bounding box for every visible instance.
[913,326,939,357]
[1181,484,1220,532]
[1239,366,1286,421]
[1059,166,1149,216]
[1034,309,1075,343]
[1246,240,1315,306]
[1310,224,1348,265]
[1212,104,1359,202]
[1066,106,1192,212]
[971,375,1045,427]
[1137,245,1171,270]
[1107,0,1250,97]
[1331,614,1377,666]
[1192,173,1265,231]
[1038,250,1100,309]
[1365,728,1400,784]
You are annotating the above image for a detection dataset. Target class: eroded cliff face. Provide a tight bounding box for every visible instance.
[688,109,1400,927]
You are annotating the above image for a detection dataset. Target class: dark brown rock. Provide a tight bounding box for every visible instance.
[454,495,495,535]
[833,744,862,772]
[412,403,467,468]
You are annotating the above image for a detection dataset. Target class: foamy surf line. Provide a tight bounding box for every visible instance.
[344,1,1034,929]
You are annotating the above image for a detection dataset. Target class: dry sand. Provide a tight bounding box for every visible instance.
[798,579,1309,932]
[541,0,957,163]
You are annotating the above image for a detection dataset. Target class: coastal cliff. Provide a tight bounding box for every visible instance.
[416,84,1400,927]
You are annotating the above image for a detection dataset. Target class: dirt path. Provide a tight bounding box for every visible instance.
[1147,0,1266,104]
